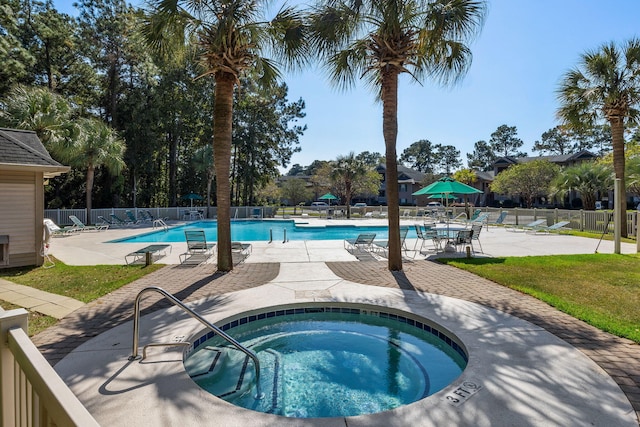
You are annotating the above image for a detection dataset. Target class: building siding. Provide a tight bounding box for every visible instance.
[0,170,41,268]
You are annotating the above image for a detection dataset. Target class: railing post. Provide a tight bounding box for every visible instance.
[0,308,28,427]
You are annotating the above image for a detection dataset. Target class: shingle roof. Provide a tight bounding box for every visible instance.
[496,150,597,165]
[0,128,69,177]
[377,164,426,183]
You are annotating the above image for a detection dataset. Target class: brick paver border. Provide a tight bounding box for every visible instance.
[32,259,640,424]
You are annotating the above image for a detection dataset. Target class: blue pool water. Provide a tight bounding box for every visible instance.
[111,220,418,243]
[184,308,466,418]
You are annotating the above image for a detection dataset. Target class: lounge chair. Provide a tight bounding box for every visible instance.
[373,227,408,257]
[527,220,571,235]
[43,218,77,236]
[125,210,141,224]
[489,211,508,227]
[125,244,172,265]
[505,219,546,233]
[344,233,376,253]
[469,209,482,220]
[180,229,216,264]
[231,241,252,264]
[468,213,489,227]
[97,215,114,227]
[69,215,108,231]
[110,213,132,226]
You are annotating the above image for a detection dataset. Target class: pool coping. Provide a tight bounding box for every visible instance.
[52,263,636,427]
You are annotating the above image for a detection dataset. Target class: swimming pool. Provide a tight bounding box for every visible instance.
[111,220,418,243]
[184,305,466,418]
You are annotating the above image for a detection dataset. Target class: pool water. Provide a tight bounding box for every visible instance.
[184,310,466,418]
[112,220,417,243]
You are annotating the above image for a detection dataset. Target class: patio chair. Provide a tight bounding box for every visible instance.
[180,229,216,264]
[373,227,408,257]
[43,218,77,236]
[526,220,571,235]
[470,223,484,253]
[344,233,376,253]
[455,229,474,253]
[505,219,546,233]
[69,215,108,231]
[97,215,114,226]
[413,224,440,254]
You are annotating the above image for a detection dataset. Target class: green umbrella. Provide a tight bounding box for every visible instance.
[428,193,457,200]
[318,193,338,206]
[412,177,482,196]
[182,192,203,208]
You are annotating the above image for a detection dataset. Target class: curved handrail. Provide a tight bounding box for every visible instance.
[129,286,263,399]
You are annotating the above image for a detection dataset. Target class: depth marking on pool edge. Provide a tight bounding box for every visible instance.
[444,380,482,407]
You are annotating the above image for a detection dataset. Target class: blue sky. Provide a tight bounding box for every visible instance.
[53,0,640,171]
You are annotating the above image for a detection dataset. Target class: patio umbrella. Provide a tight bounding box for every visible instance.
[318,193,338,206]
[412,177,482,197]
[428,193,457,200]
[413,177,482,251]
[182,192,203,208]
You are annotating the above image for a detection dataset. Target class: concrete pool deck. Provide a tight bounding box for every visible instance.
[27,218,640,425]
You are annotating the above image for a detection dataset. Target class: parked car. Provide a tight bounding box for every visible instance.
[353,203,367,208]
[426,202,442,208]
[310,201,329,210]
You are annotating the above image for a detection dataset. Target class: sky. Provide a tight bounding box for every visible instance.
[52,0,640,172]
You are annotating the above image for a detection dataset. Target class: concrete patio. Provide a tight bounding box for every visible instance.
[17,218,640,425]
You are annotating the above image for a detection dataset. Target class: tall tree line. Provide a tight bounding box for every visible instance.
[0,0,306,212]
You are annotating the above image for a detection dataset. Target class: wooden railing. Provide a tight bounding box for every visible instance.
[0,308,99,427]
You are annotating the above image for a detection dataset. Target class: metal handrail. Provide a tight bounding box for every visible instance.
[129,286,263,399]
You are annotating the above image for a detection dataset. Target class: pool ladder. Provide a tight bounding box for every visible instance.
[129,286,263,399]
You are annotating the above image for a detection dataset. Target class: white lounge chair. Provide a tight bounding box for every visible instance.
[344,233,376,253]
[180,229,216,264]
[527,221,571,234]
[43,218,77,236]
[69,215,108,231]
[373,227,408,257]
[506,219,546,233]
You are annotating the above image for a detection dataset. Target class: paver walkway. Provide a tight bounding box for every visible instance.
[0,278,84,319]
[29,260,640,425]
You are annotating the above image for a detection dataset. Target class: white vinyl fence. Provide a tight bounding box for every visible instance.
[0,308,99,427]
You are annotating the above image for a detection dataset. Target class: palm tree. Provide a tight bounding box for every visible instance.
[65,118,125,223]
[0,85,77,157]
[557,39,640,238]
[331,152,368,218]
[308,0,486,270]
[550,162,614,210]
[143,0,308,271]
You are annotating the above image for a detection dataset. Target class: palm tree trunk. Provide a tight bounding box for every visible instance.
[610,117,627,237]
[214,73,236,271]
[85,166,95,224]
[381,69,402,271]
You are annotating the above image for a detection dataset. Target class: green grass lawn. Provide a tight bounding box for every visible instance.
[0,259,163,336]
[2,253,640,345]
[440,253,640,343]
